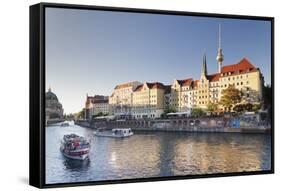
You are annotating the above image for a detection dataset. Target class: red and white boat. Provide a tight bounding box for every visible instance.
[60,134,90,160]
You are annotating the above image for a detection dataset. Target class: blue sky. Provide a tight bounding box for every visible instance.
[46,8,271,114]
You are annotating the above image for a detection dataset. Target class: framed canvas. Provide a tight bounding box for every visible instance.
[29,2,274,188]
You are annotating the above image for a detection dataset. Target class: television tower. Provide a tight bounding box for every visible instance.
[216,24,224,73]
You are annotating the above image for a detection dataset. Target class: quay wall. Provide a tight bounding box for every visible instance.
[75,117,270,134]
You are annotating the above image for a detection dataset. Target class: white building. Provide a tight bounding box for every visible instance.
[109,81,142,118]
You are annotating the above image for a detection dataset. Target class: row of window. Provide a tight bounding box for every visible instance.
[222,74,249,79]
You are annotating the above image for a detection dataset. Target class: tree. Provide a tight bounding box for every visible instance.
[207,103,218,113]
[244,103,253,111]
[252,103,261,112]
[233,104,244,113]
[92,112,106,119]
[220,85,242,111]
[191,108,205,117]
[233,103,254,113]
[76,108,86,119]
[164,106,177,113]
[161,106,177,118]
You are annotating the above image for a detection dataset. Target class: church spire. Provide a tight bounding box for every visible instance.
[48,86,52,92]
[216,24,224,73]
[201,51,208,76]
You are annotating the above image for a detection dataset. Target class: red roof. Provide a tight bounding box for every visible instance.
[177,78,193,87]
[147,82,165,89]
[134,82,165,92]
[134,85,143,92]
[193,80,199,88]
[207,73,220,82]
[221,58,257,74]
[86,95,108,104]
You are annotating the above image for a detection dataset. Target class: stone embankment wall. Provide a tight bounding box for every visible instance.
[75,117,270,133]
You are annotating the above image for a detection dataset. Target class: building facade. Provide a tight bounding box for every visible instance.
[131,82,165,119]
[86,26,264,119]
[85,95,109,119]
[104,57,264,119]
[109,81,142,117]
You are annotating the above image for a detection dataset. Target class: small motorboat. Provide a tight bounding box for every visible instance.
[60,134,90,160]
[94,128,133,138]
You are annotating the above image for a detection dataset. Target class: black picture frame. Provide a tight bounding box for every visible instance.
[29,2,274,188]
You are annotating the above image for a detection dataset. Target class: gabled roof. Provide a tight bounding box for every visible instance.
[176,78,193,87]
[134,84,143,92]
[221,58,257,74]
[147,82,165,89]
[134,82,165,92]
[207,73,220,82]
[193,80,199,88]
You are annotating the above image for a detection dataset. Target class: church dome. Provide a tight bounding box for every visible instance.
[46,87,58,101]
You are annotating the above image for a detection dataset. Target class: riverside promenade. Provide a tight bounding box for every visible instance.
[75,116,271,134]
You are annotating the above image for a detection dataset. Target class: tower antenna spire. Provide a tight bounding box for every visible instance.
[219,24,221,49]
[216,24,224,73]
[201,50,207,76]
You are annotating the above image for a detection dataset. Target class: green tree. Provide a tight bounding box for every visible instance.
[233,103,253,113]
[77,109,86,119]
[164,106,177,113]
[220,85,242,111]
[92,112,105,119]
[161,106,177,119]
[191,108,205,117]
[206,103,218,113]
[252,103,261,112]
[233,104,244,113]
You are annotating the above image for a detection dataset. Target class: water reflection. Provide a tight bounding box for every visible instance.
[46,124,271,184]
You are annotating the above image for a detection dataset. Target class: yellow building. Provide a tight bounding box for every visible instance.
[132,82,165,119]
[170,78,194,111]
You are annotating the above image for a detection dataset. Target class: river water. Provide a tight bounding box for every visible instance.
[46,122,271,184]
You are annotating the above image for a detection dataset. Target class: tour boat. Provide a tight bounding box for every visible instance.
[60,134,90,160]
[94,128,133,138]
